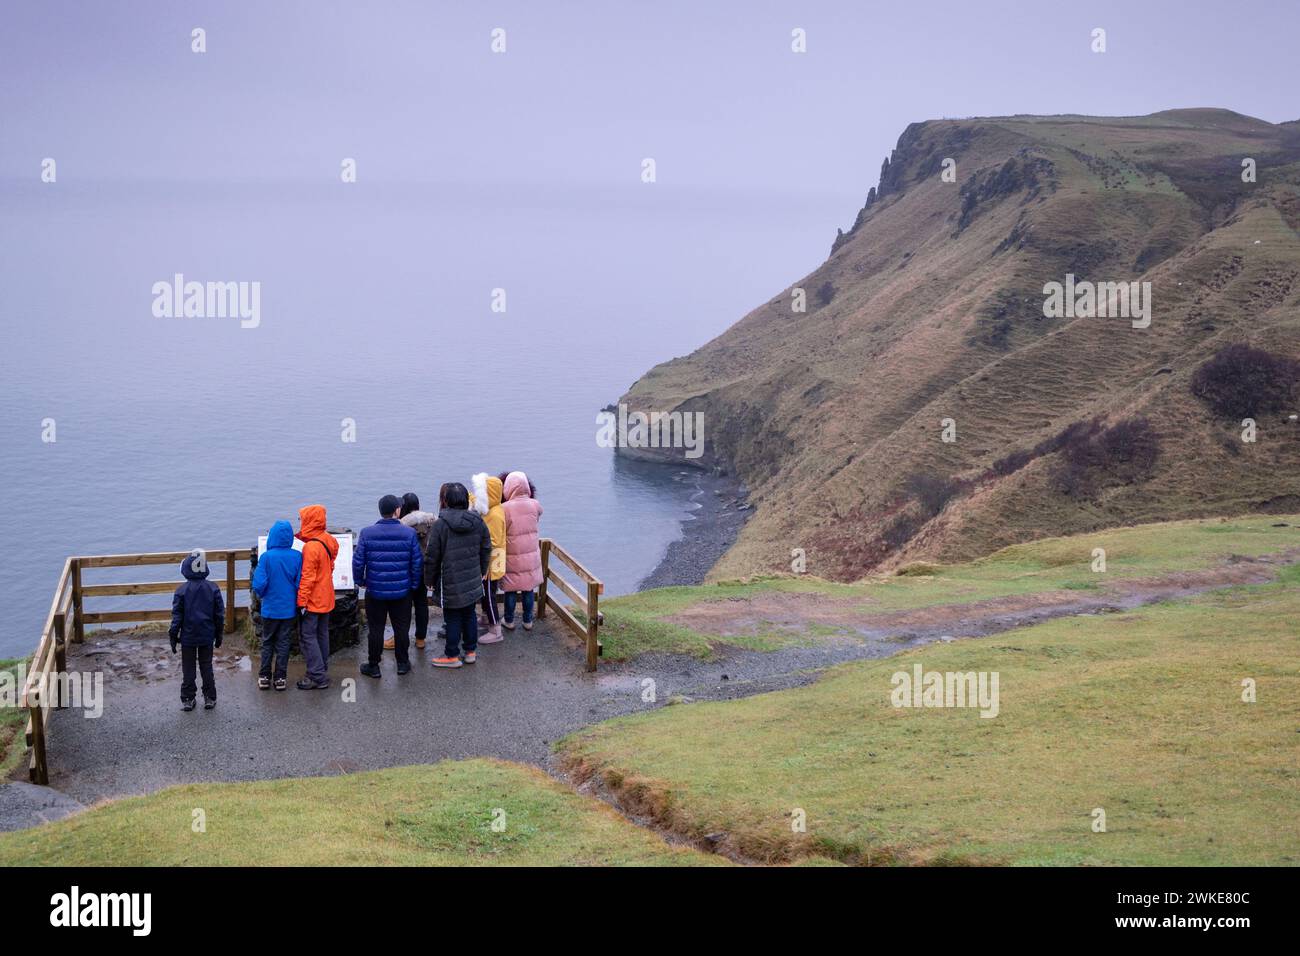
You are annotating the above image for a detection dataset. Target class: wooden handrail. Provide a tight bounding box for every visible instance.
[81,579,250,597]
[546,541,603,593]
[537,538,603,671]
[78,549,251,569]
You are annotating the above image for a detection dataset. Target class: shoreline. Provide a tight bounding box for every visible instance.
[637,468,751,590]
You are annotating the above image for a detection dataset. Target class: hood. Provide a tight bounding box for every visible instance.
[503,471,531,502]
[471,473,503,514]
[267,520,294,549]
[298,504,327,538]
[439,507,480,533]
[181,551,209,580]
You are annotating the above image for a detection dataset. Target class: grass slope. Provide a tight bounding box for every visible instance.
[0,758,725,866]
[0,657,28,778]
[561,579,1300,865]
[598,513,1299,659]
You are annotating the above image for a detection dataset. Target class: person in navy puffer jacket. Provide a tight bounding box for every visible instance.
[169,550,225,711]
[252,520,303,691]
[354,494,423,678]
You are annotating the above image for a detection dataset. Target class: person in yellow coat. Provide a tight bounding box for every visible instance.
[471,472,508,643]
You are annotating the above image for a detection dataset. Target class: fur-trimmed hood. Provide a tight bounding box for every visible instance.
[472,472,503,514]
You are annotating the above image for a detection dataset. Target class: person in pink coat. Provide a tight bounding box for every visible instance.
[500,470,543,630]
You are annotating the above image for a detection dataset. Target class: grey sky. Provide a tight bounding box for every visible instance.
[3,0,1297,193]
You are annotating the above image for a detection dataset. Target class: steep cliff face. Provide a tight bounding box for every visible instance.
[619,110,1300,582]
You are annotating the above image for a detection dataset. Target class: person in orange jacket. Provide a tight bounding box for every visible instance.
[296,504,339,689]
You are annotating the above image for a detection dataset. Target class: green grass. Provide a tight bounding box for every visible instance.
[561,582,1300,865]
[0,656,29,778]
[596,514,1300,659]
[0,758,727,866]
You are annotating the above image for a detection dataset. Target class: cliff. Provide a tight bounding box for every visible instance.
[618,109,1300,581]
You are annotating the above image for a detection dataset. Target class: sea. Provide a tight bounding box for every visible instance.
[0,177,850,658]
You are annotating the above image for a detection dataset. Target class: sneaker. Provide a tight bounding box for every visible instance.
[396,663,411,676]
[479,627,504,645]
[359,663,382,679]
[431,656,462,669]
[502,619,516,631]
[461,651,477,664]
[415,638,426,649]
[437,624,447,639]
[203,699,217,710]
[257,676,271,690]
[523,620,534,631]
[274,677,288,691]
[181,698,196,712]
[383,637,395,650]
[296,678,323,690]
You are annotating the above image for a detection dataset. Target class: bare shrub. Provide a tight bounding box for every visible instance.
[1054,417,1161,499]
[904,472,963,517]
[1190,344,1300,419]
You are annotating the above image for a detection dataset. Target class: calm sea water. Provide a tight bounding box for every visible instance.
[0,178,850,658]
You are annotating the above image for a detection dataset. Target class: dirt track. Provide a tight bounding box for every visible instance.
[664,550,1300,644]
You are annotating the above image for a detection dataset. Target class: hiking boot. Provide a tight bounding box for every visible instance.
[203,699,217,710]
[383,637,395,650]
[181,698,196,712]
[257,676,271,690]
[396,663,411,676]
[415,638,426,649]
[431,656,462,669]
[461,651,477,664]
[359,663,382,679]
[479,626,504,645]
[274,677,288,691]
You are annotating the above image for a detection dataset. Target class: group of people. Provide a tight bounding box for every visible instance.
[167,470,542,710]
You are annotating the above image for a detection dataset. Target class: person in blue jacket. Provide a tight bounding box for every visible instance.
[354,494,423,678]
[169,549,225,711]
[252,520,303,691]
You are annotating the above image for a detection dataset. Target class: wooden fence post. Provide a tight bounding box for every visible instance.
[226,553,237,632]
[586,580,600,672]
[70,558,84,643]
[29,690,48,785]
[53,612,67,708]
[537,540,551,620]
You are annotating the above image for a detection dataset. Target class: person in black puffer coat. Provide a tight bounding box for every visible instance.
[424,482,491,668]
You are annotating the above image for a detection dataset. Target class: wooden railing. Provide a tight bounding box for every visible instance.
[21,540,605,785]
[21,550,250,785]
[538,538,604,671]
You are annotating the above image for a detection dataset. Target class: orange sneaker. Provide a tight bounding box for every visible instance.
[415,638,426,649]
[431,656,462,669]
[383,637,395,650]
[461,651,477,664]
